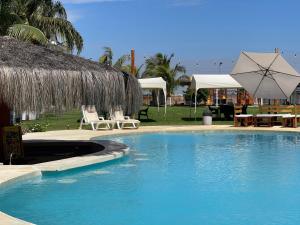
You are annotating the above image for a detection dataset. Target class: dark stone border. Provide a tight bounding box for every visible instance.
[9,140,128,165]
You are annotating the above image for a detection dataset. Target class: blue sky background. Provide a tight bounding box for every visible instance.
[61,0,300,74]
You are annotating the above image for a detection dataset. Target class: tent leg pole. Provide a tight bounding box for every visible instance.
[164,95,167,117]
[157,90,159,112]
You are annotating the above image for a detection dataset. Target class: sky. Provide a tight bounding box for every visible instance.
[61,0,300,74]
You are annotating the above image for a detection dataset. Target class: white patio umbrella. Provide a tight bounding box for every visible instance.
[231,52,300,99]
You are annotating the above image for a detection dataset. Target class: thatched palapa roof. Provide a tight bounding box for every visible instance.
[0,36,142,115]
[123,72,143,115]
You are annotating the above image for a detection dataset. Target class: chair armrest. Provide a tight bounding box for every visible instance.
[98,117,105,120]
[124,116,130,120]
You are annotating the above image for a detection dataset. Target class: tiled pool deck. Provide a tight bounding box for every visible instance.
[1,125,300,224]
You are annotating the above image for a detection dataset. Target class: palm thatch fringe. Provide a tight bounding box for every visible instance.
[0,66,126,114]
[123,72,143,115]
[0,36,142,115]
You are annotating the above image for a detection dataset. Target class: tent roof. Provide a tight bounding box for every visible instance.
[138,77,166,91]
[191,74,242,91]
[138,77,167,114]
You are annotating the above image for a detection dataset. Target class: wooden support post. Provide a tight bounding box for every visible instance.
[0,102,11,163]
[131,49,136,75]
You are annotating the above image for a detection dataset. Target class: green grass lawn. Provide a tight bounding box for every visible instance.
[20,106,260,132]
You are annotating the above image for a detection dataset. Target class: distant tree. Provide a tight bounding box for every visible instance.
[122,64,143,77]
[99,47,114,66]
[177,74,191,86]
[99,47,143,76]
[184,87,208,104]
[143,53,186,96]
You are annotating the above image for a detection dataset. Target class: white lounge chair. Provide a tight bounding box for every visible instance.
[79,105,113,130]
[109,110,140,129]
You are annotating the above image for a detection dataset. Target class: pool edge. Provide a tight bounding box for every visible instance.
[2,125,300,225]
[0,143,129,225]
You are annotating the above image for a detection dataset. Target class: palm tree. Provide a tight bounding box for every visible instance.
[99,47,143,76]
[113,54,130,70]
[99,47,114,66]
[0,0,83,54]
[123,64,143,77]
[143,53,186,96]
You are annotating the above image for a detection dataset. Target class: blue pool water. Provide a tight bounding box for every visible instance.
[1,131,300,225]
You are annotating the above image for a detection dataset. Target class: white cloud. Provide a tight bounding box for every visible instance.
[61,0,129,4]
[67,10,83,22]
[172,0,206,7]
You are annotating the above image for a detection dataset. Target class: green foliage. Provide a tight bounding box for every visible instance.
[20,110,79,131]
[19,122,49,133]
[0,0,83,53]
[184,87,209,104]
[99,47,113,66]
[114,54,131,71]
[8,24,48,44]
[99,47,143,77]
[143,53,186,96]
[122,64,143,77]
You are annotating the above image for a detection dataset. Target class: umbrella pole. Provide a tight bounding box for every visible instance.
[215,89,219,107]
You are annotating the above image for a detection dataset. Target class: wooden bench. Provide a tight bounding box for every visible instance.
[259,105,294,114]
[254,114,281,127]
[281,105,300,128]
[234,105,253,127]
[257,105,295,127]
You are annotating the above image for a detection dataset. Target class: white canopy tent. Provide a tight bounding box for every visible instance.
[191,74,243,113]
[138,77,167,114]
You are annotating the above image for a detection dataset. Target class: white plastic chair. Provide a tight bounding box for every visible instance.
[79,105,113,130]
[109,109,140,129]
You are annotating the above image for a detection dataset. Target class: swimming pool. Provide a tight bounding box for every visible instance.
[1,131,300,225]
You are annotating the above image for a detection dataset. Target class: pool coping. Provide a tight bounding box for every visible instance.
[32,140,129,172]
[0,212,35,225]
[1,125,300,224]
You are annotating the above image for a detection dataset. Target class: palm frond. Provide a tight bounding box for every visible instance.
[114,54,130,70]
[30,15,83,53]
[8,24,48,45]
[173,63,186,73]
[52,1,67,19]
[143,52,186,95]
[99,47,113,65]
[135,64,144,78]
[99,55,107,64]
